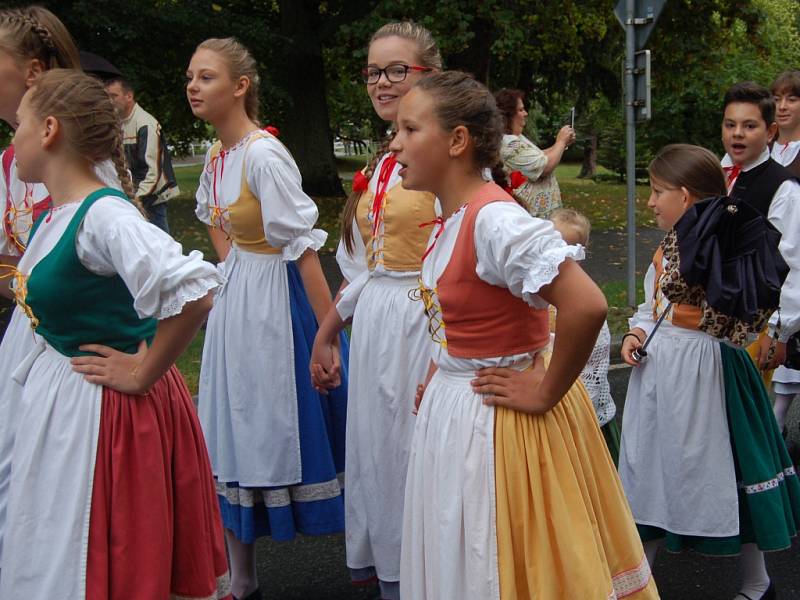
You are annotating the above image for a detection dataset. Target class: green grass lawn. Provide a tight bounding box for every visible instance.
[170,161,654,257]
[171,160,651,392]
[600,280,646,336]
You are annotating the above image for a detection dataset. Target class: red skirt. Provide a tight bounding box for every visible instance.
[86,366,231,600]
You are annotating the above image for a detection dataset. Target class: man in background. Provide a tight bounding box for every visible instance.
[106,77,179,233]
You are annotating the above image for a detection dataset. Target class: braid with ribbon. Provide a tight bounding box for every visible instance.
[340,134,394,256]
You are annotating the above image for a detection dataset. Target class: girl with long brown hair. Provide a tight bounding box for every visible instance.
[391,71,657,599]
[0,68,230,599]
[310,21,440,599]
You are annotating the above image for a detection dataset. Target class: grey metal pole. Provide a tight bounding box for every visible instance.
[625,0,637,306]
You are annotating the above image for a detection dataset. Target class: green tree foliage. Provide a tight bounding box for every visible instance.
[1,1,798,190]
[598,0,800,173]
[2,0,357,195]
[324,0,622,149]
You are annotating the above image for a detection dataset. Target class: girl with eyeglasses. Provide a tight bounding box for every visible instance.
[310,21,441,600]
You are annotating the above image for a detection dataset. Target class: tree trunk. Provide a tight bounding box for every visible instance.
[578,131,597,179]
[273,0,344,196]
[446,16,494,83]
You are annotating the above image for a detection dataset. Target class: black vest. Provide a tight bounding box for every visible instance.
[785,151,800,178]
[730,158,796,217]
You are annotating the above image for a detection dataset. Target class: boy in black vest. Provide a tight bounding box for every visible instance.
[721,81,800,600]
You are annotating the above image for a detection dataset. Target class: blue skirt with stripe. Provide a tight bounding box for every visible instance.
[217,262,348,543]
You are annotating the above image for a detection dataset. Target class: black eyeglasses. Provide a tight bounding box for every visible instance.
[361,64,433,84]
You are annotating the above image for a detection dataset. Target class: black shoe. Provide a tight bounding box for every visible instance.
[736,580,776,600]
[234,588,263,600]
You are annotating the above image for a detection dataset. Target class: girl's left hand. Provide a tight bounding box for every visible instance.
[309,338,341,393]
[71,340,149,395]
[471,354,557,414]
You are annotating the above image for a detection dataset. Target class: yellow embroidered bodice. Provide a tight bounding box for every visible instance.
[208,133,281,255]
[356,183,436,272]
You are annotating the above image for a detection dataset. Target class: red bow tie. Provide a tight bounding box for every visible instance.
[723,164,742,188]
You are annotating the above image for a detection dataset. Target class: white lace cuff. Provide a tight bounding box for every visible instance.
[281,228,327,261]
[146,274,224,320]
[520,244,585,308]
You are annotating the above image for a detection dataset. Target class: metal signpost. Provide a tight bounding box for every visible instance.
[614,0,665,305]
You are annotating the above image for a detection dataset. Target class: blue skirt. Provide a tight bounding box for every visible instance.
[217,262,348,543]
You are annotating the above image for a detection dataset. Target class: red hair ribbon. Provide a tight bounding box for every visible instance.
[263,125,280,137]
[510,170,526,189]
[352,170,369,194]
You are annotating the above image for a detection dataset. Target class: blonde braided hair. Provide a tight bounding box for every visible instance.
[0,6,80,70]
[27,69,144,213]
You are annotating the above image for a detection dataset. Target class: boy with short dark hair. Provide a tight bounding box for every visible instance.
[720,80,800,600]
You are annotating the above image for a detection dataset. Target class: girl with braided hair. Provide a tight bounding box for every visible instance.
[0,68,231,599]
[310,21,441,599]
[0,4,126,574]
[0,5,81,253]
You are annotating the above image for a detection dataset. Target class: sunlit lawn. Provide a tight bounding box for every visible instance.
[600,280,646,336]
[172,160,651,392]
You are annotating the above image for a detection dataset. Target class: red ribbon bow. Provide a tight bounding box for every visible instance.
[263,125,280,137]
[371,155,397,236]
[420,216,445,262]
[509,170,527,189]
[352,170,369,194]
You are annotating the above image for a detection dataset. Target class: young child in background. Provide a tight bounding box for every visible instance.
[549,208,620,463]
[620,143,799,600]
[771,70,800,177]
